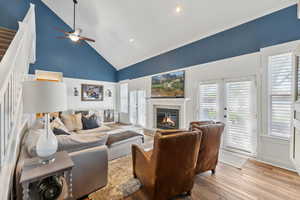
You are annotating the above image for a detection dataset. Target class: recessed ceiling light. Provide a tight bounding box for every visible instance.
[175,5,182,13]
[129,38,135,43]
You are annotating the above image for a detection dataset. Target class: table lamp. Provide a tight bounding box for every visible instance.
[23,81,67,163]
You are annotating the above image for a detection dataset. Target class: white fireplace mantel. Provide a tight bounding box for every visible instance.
[146,98,191,130]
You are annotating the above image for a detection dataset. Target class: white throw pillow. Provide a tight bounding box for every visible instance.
[50,117,70,133]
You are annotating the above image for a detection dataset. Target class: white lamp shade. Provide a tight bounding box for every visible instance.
[22,81,67,113]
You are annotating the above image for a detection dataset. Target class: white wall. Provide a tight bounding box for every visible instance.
[119,46,298,171]
[64,77,116,111]
[28,75,117,111]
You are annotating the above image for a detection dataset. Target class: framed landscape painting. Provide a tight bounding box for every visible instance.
[81,84,103,101]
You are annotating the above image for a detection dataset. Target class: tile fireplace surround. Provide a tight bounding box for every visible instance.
[146,98,191,130]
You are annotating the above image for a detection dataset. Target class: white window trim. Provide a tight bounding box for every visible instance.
[260,40,300,141]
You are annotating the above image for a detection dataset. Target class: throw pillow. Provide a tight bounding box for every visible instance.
[50,117,70,133]
[89,110,102,126]
[82,114,100,130]
[53,128,71,136]
[61,113,83,131]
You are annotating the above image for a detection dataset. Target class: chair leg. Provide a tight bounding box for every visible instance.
[211,169,216,174]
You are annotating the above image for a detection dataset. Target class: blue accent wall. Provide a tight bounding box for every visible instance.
[118,5,300,81]
[0,0,117,82]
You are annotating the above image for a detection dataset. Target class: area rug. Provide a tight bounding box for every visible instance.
[219,150,248,169]
[88,156,141,200]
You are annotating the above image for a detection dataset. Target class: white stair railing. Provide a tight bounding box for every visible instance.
[0,3,36,200]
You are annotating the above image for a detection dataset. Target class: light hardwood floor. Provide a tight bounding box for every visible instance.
[124,159,300,200]
[83,125,300,200]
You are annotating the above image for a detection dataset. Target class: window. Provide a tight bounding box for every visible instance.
[268,53,293,138]
[120,83,128,113]
[199,83,218,120]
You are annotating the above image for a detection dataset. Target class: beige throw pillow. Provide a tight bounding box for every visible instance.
[61,113,83,131]
[50,117,70,133]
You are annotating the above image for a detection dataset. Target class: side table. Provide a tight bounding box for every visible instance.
[20,151,74,200]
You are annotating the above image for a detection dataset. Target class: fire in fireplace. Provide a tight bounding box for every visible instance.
[156,108,179,129]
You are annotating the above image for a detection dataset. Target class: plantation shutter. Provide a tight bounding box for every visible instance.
[224,80,256,154]
[120,83,128,113]
[130,91,137,124]
[269,53,292,138]
[137,90,146,127]
[199,83,218,120]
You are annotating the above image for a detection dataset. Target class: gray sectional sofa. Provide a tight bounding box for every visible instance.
[15,123,144,199]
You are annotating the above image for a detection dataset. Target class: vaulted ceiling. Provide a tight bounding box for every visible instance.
[42,0,297,70]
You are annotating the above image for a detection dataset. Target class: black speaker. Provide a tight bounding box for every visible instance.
[37,176,63,200]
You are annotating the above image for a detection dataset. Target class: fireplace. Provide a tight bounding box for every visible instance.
[156,108,179,129]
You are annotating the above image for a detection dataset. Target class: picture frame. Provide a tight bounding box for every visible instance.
[104,109,114,123]
[81,84,103,101]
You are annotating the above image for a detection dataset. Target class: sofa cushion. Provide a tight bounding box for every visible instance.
[57,133,108,153]
[82,114,100,130]
[76,125,111,134]
[61,113,83,131]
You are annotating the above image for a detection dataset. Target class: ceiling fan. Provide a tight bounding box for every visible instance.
[55,0,95,43]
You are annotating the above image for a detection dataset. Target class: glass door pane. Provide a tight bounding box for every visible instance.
[137,90,146,127]
[224,80,256,154]
[129,91,137,125]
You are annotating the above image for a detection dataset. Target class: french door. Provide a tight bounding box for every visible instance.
[224,79,257,154]
[199,78,257,155]
[130,90,146,127]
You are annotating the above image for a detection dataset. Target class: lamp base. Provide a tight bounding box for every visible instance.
[39,157,56,165]
[36,113,58,165]
[39,154,56,165]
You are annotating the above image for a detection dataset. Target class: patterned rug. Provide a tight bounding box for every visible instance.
[88,156,141,200]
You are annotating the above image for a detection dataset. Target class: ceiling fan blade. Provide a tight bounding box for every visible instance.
[79,36,95,42]
[54,27,70,35]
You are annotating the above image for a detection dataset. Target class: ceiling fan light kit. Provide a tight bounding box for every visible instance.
[55,0,95,43]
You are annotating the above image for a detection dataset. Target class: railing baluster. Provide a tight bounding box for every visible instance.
[0,4,36,199]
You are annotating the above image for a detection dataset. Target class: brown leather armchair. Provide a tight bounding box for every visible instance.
[132,130,202,200]
[189,121,225,174]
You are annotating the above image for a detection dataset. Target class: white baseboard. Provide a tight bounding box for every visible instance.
[255,158,297,173]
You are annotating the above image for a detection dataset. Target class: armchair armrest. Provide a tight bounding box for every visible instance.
[131,145,154,187]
